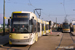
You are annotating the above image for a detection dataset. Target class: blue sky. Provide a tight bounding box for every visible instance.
[0,0,75,24]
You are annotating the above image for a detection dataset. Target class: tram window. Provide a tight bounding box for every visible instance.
[46,25,47,30]
[42,24,44,31]
[37,22,40,32]
[47,25,48,30]
[33,20,36,32]
[46,24,48,30]
[48,25,49,30]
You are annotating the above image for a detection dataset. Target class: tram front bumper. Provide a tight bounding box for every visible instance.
[63,30,70,32]
[9,38,33,45]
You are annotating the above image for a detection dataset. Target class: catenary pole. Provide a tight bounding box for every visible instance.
[3,0,5,36]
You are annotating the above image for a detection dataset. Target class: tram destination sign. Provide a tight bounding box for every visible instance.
[13,13,29,18]
[13,15,28,18]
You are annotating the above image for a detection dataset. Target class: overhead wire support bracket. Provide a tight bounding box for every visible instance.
[34,8,42,19]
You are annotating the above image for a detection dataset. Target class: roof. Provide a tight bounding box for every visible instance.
[12,11,33,13]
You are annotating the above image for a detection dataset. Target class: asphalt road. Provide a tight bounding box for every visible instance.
[56,33,75,50]
[0,32,75,50]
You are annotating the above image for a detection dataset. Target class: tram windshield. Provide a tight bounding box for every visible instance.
[63,25,70,29]
[11,13,32,33]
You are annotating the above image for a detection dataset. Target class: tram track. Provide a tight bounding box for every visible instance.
[69,32,75,43]
[55,32,75,50]
[55,32,64,50]
[28,45,32,50]
[61,33,75,50]
[1,32,75,50]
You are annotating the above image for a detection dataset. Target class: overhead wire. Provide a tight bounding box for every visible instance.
[6,0,27,5]
[63,0,66,15]
[28,0,50,17]
[6,0,75,17]
[28,0,37,8]
[28,0,71,17]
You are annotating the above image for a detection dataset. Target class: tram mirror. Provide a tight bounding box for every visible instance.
[10,17,11,19]
[32,17,34,19]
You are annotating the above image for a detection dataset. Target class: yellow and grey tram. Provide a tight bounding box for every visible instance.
[62,22,70,33]
[9,11,50,45]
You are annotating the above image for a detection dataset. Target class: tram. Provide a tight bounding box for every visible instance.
[62,22,70,33]
[9,11,50,45]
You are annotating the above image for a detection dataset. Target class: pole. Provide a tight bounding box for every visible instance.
[56,17,57,24]
[3,0,5,36]
[56,17,57,28]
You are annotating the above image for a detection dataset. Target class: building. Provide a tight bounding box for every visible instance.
[0,24,8,28]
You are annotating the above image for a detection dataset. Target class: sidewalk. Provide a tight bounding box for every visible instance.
[71,32,75,36]
[0,35,9,47]
[47,32,62,36]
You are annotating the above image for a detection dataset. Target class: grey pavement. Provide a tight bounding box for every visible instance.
[47,32,62,36]
[0,35,2,38]
[71,32,75,36]
[0,35,9,47]
[0,32,62,50]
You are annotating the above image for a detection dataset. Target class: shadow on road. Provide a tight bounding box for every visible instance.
[0,32,9,36]
[0,44,28,50]
[5,44,28,47]
[70,32,75,36]
[64,48,75,50]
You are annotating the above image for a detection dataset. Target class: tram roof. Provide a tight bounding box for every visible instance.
[12,11,49,23]
[12,11,33,13]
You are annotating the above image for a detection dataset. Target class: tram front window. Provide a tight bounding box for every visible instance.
[11,18,29,33]
[63,25,70,29]
[11,13,32,33]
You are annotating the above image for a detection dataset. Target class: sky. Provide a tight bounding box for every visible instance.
[0,0,75,24]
